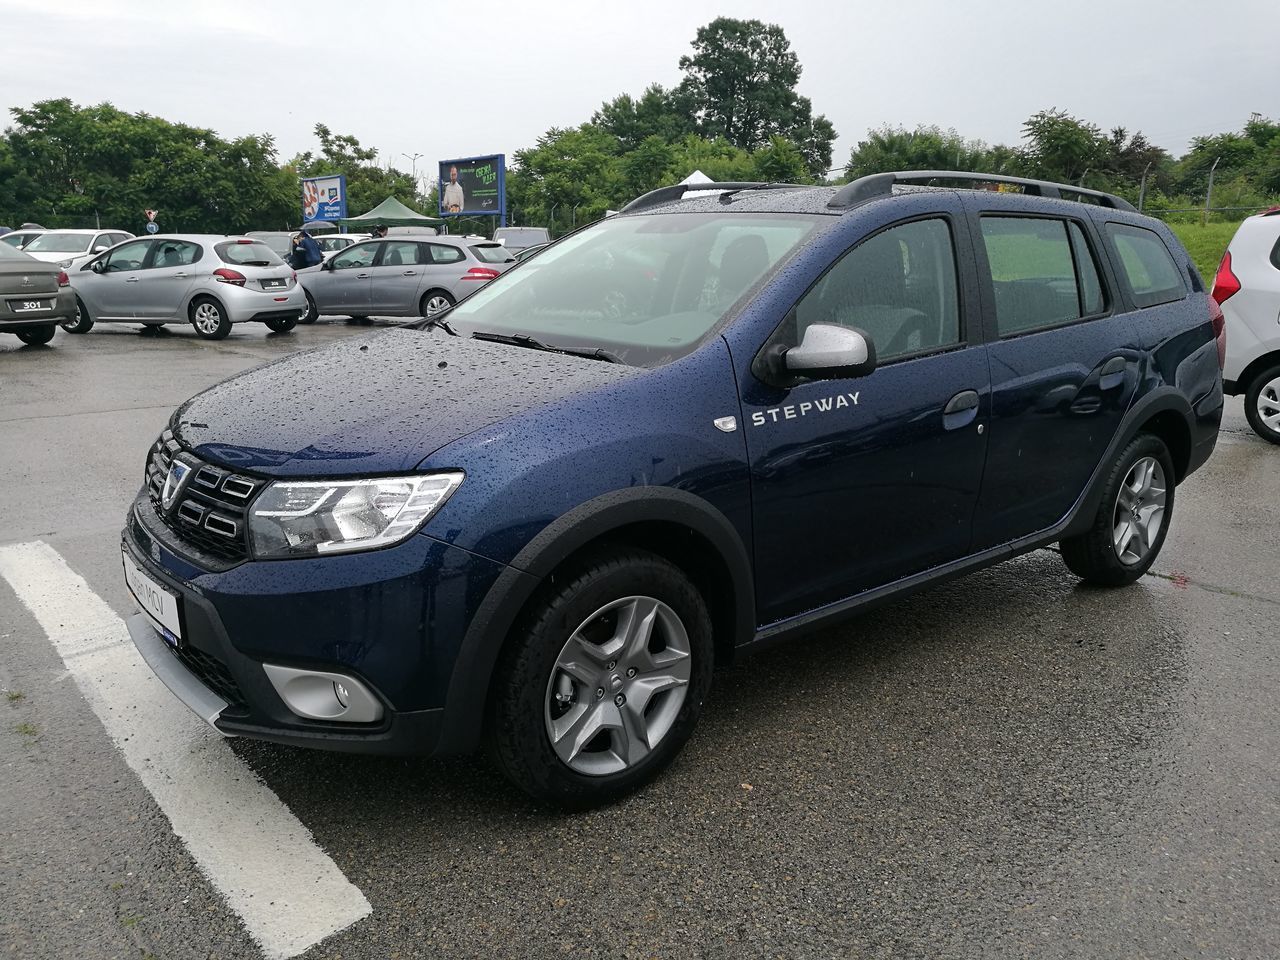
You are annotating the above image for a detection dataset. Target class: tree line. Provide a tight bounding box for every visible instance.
[2,17,1276,236]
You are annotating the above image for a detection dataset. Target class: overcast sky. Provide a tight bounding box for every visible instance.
[2,0,1276,182]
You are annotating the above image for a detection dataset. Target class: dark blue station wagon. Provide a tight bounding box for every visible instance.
[122,172,1223,806]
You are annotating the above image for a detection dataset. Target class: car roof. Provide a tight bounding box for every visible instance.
[37,228,128,235]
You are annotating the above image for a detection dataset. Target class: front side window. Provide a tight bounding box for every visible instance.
[331,243,379,270]
[444,212,824,367]
[981,216,1106,337]
[1105,223,1187,308]
[100,239,152,273]
[789,218,961,363]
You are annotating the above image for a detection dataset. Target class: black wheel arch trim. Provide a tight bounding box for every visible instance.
[433,487,754,756]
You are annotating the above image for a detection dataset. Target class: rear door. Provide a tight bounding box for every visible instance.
[306,241,378,314]
[367,240,427,314]
[135,239,201,319]
[421,242,470,300]
[965,196,1138,550]
[76,238,154,319]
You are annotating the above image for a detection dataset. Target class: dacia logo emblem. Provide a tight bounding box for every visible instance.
[161,460,191,511]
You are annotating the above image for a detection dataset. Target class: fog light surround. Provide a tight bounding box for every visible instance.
[262,664,384,723]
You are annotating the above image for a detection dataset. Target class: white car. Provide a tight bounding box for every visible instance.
[0,229,45,250]
[21,228,134,269]
[1215,208,1280,443]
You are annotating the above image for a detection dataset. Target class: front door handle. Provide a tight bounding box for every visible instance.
[943,389,980,430]
[356,273,371,279]
[402,270,417,276]
[125,276,139,282]
[1099,356,1127,390]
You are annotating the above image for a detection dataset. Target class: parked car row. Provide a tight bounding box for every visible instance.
[1,231,519,343]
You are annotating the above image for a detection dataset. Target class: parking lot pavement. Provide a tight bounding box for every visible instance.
[1,321,1277,959]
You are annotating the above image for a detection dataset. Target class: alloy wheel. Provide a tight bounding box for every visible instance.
[544,596,691,777]
[424,295,452,316]
[193,302,222,334]
[1256,376,1280,436]
[1112,456,1167,566]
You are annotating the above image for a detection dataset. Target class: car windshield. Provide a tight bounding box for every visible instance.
[470,243,516,264]
[24,232,92,253]
[0,233,30,248]
[444,212,824,366]
[216,241,283,267]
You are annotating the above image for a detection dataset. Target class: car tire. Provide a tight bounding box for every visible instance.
[419,290,455,318]
[264,315,296,334]
[488,547,714,808]
[62,297,94,334]
[1243,364,1280,445]
[298,291,318,325]
[15,325,56,346]
[1059,433,1176,587]
[189,297,231,340]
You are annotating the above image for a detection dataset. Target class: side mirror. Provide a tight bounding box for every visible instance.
[766,323,876,384]
[90,260,106,274]
[92,244,109,253]
[321,258,334,271]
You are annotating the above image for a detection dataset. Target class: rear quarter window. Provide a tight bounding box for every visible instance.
[215,241,282,267]
[1105,223,1187,308]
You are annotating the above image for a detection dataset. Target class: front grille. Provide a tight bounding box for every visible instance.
[146,429,263,564]
[169,643,248,712]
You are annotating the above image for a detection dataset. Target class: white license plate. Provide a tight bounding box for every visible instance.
[261,279,285,289]
[9,299,50,312]
[122,550,182,642]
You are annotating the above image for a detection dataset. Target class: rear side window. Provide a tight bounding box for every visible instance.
[215,241,282,267]
[469,243,514,264]
[793,217,961,363]
[426,244,465,264]
[1270,235,1280,271]
[152,240,201,268]
[980,217,1106,336]
[1105,223,1186,308]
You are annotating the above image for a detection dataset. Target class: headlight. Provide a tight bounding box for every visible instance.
[248,472,463,559]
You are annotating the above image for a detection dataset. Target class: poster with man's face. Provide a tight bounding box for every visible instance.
[438,156,504,216]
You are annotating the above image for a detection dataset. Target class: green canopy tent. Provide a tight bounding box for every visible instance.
[338,196,443,228]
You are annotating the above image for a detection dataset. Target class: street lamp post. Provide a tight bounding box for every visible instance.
[401,153,423,180]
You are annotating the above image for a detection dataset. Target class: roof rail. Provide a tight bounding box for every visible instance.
[828,170,1137,212]
[620,181,805,215]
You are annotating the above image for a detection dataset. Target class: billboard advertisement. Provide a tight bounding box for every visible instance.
[438,155,505,218]
[301,174,347,223]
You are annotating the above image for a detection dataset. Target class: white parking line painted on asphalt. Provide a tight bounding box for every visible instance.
[0,541,371,960]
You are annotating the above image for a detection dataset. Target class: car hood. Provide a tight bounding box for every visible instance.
[172,328,637,476]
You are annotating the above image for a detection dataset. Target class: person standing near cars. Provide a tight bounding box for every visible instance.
[289,230,323,270]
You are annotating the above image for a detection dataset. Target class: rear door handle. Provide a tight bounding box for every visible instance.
[124,276,139,282]
[402,270,417,276]
[173,272,188,278]
[943,389,981,430]
[356,273,371,279]
[1099,356,1127,390]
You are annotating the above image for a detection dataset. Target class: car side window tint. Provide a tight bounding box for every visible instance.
[1068,222,1105,316]
[332,243,378,270]
[427,244,465,265]
[980,217,1093,336]
[379,241,420,267]
[102,239,152,273]
[1104,223,1187,308]
[792,218,961,363]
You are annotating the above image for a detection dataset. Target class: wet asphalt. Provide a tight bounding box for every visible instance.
[0,320,1276,960]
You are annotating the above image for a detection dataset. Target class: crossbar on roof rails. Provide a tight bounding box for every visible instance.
[620,181,806,215]
[828,170,1136,212]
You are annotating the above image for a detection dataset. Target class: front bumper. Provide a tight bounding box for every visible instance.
[0,287,75,328]
[122,494,509,755]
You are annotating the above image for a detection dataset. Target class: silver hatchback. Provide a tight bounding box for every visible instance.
[297,235,515,322]
[66,235,307,340]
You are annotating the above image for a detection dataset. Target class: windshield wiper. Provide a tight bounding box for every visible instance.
[405,314,458,336]
[470,331,624,363]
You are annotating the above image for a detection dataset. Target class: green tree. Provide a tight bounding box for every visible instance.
[1,98,295,232]
[593,85,696,151]
[1019,109,1110,183]
[674,17,836,177]
[845,125,1013,180]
